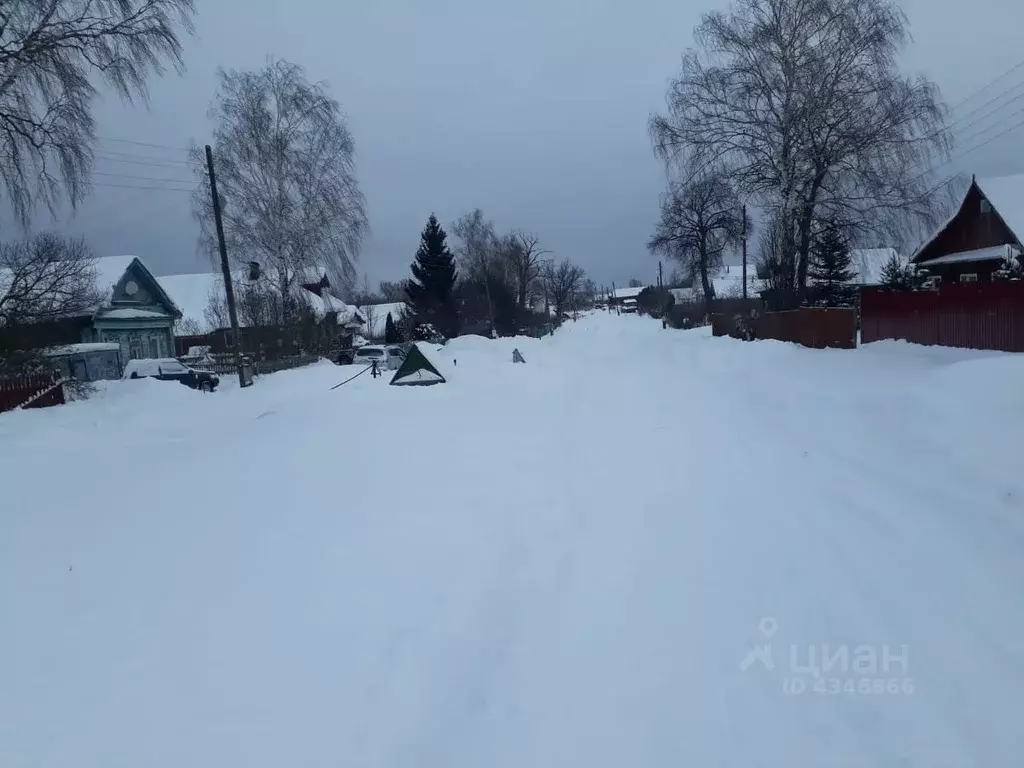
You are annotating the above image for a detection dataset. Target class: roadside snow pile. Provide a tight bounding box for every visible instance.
[2,313,1022,767]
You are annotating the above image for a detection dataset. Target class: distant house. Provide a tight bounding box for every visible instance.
[161,270,366,339]
[607,286,646,308]
[1,255,181,363]
[668,287,697,303]
[911,174,1024,283]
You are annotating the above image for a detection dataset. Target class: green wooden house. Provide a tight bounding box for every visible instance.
[85,255,181,362]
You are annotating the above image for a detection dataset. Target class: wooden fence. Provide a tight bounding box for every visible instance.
[861,282,1024,352]
[0,374,65,414]
[175,323,339,359]
[712,307,857,349]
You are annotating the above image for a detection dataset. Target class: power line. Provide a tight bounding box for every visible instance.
[950,114,1024,163]
[95,135,193,153]
[948,77,1024,132]
[954,103,1024,153]
[952,86,1024,141]
[92,170,196,184]
[90,180,196,192]
[93,151,203,171]
[911,112,1024,185]
[947,55,1024,113]
[94,148,200,167]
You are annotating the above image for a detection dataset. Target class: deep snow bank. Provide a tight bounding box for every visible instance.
[2,312,1022,767]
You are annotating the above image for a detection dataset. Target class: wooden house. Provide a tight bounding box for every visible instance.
[912,175,1024,283]
[1,255,181,363]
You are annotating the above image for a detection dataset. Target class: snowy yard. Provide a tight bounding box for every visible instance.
[2,311,1023,767]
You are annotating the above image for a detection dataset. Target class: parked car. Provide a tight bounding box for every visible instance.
[352,345,405,370]
[123,358,220,392]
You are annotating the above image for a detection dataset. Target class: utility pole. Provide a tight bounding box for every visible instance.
[612,281,619,315]
[741,204,748,300]
[205,144,249,388]
[658,261,664,289]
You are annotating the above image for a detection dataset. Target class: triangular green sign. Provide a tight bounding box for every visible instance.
[390,344,446,386]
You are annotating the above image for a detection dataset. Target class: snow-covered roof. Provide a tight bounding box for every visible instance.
[160,271,363,333]
[919,244,1020,266]
[42,342,122,356]
[1,254,178,320]
[850,248,899,285]
[913,174,1024,262]
[159,272,245,333]
[611,286,645,299]
[711,264,761,297]
[668,287,696,302]
[101,307,171,320]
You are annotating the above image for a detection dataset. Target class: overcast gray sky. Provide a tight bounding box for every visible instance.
[24,0,1024,290]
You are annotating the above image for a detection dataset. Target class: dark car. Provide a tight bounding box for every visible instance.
[123,358,220,392]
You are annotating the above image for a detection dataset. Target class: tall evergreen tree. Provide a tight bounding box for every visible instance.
[384,312,402,343]
[808,227,856,307]
[406,214,459,337]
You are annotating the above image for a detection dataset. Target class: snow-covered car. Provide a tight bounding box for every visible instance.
[123,358,220,392]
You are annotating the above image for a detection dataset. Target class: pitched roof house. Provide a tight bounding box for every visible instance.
[911,174,1024,283]
[160,270,365,335]
[1,255,181,363]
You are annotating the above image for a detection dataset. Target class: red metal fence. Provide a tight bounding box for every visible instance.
[861,282,1024,352]
[713,307,857,349]
[0,374,66,414]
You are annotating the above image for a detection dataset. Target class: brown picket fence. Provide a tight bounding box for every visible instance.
[0,374,66,414]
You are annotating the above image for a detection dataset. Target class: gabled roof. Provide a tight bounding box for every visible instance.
[974,174,1024,238]
[1,254,178,322]
[912,174,1024,262]
[96,255,181,318]
[611,286,645,299]
[94,255,137,296]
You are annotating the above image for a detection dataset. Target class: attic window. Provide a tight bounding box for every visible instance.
[980,198,992,215]
[959,273,979,283]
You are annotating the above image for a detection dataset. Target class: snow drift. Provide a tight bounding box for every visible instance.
[2,312,1022,767]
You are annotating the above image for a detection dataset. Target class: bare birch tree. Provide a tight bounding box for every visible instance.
[647,172,746,318]
[452,209,500,334]
[192,59,368,323]
[378,280,407,303]
[501,231,550,310]
[0,0,195,219]
[0,234,99,327]
[650,0,949,307]
[543,259,585,318]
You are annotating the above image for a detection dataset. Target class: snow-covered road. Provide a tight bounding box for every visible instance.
[2,313,1023,767]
